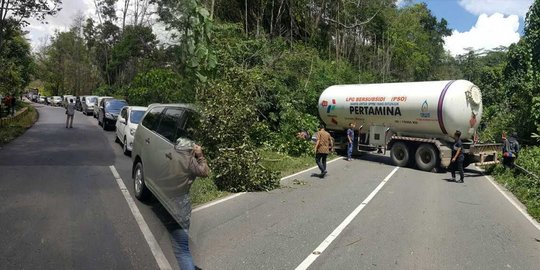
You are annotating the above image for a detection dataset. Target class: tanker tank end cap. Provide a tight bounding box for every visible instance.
[466,86,482,105]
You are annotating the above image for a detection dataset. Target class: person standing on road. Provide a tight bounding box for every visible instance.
[171,143,209,270]
[65,99,75,128]
[346,123,355,161]
[315,124,333,178]
[449,130,465,183]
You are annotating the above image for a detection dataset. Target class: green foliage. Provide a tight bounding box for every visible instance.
[0,26,33,96]
[492,147,540,220]
[196,68,279,192]
[127,68,192,106]
[0,104,38,146]
[108,25,158,85]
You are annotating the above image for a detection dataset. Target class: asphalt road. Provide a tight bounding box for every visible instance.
[1,103,539,270]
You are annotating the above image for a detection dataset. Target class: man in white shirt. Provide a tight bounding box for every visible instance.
[66,98,75,128]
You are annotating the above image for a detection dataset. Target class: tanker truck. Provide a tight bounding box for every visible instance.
[318,80,499,172]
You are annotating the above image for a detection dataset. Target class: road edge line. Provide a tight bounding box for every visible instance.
[192,157,343,213]
[109,166,173,270]
[193,192,247,213]
[482,172,540,231]
[295,166,400,270]
[280,157,342,182]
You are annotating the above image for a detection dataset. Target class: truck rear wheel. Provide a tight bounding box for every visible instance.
[415,143,438,172]
[391,142,410,167]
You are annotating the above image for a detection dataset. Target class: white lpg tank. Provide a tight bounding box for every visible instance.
[318,80,483,142]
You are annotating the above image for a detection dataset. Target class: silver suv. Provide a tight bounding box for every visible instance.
[131,104,200,224]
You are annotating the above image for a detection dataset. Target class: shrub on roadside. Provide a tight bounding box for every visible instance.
[196,68,280,192]
[492,147,540,220]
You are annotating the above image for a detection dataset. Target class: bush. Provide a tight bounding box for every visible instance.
[212,145,279,192]
[492,147,540,220]
[196,68,280,192]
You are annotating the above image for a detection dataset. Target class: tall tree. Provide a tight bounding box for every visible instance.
[0,0,62,49]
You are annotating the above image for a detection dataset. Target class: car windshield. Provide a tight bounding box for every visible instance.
[87,97,97,104]
[130,110,145,124]
[105,100,127,112]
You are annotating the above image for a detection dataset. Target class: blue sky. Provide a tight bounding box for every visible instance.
[399,0,535,55]
[418,0,525,33]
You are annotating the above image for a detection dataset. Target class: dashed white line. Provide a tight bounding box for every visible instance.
[295,166,400,270]
[109,166,173,270]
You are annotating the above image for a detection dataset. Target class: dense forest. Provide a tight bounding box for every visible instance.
[1,0,539,191]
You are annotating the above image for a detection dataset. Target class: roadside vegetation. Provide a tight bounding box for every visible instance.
[0,104,38,146]
[491,147,540,220]
[1,1,539,206]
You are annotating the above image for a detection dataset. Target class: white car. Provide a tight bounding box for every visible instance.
[115,106,148,155]
[63,95,75,108]
[81,96,98,115]
[52,96,63,106]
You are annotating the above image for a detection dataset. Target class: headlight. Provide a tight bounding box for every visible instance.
[105,113,113,119]
[130,128,136,136]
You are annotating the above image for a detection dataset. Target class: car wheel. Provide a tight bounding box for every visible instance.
[123,137,130,156]
[115,134,121,143]
[133,162,150,200]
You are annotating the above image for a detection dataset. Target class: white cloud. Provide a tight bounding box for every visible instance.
[444,13,520,56]
[458,0,534,18]
[23,0,169,50]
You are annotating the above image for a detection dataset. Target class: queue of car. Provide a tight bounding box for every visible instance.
[32,94,197,230]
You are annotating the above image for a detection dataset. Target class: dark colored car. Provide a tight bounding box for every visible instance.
[98,99,128,130]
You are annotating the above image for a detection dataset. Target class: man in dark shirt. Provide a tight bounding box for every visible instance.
[346,123,355,161]
[450,130,465,183]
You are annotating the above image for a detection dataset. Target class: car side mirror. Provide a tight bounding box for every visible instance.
[120,119,126,124]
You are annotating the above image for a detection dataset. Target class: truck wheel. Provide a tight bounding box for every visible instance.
[391,142,410,167]
[415,143,438,172]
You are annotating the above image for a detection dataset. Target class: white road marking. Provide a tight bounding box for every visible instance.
[483,173,540,231]
[295,166,400,270]
[109,166,173,270]
[280,157,342,182]
[192,157,343,213]
[193,192,247,213]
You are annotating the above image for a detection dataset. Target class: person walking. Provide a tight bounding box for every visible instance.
[449,130,465,183]
[171,143,209,270]
[315,124,333,178]
[65,98,76,128]
[9,94,16,116]
[346,122,355,161]
[502,132,520,168]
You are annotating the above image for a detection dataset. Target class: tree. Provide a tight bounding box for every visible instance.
[503,0,540,141]
[0,0,62,49]
[0,25,33,96]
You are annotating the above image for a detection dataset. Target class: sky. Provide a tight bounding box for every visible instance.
[24,0,536,56]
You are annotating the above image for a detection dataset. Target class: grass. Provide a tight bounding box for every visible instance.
[259,149,331,178]
[190,149,338,207]
[191,175,230,207]
[0,103,38,146]
[490,147,540,221]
